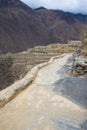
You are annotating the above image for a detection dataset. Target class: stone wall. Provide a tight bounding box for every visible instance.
[72,57,87,76]
[0,54,65,108]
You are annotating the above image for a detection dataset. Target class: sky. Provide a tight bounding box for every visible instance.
[21,0,87,14]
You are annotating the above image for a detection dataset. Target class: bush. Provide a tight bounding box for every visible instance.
[0,56,14,90]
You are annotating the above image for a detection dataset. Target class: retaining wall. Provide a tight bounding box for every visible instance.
[0,54,65,108]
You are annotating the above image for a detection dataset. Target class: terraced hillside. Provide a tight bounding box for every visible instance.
[0,45,59,90]
[0,41,86,90]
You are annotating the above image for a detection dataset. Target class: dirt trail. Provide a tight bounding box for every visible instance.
[0,54,87,130]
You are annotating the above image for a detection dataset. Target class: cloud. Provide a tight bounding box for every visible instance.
[21,0,87,14]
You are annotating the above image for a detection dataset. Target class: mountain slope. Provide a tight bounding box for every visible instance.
[0,0,50,53]
[35,8,85,44]
[0,1,87,53]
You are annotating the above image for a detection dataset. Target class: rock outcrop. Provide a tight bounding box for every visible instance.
[72,57,87,76]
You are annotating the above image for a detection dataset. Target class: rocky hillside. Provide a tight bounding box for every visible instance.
[0,0,87,53]
[0,0,50,53]
[35,8,85,44]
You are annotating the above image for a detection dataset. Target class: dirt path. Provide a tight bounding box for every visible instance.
[0,54,87,130]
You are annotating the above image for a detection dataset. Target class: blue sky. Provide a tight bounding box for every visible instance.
[21,0,87,14]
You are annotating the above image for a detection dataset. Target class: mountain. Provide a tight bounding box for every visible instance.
[0,0,50,53]
[0,1,87,53]
[35,8,85,44]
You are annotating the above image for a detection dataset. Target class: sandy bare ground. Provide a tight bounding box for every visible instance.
[0,54,87,130]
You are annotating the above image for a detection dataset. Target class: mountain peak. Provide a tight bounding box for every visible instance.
[35,7,46,10]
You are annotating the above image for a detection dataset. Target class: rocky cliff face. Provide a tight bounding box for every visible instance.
[0,0,86,53]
